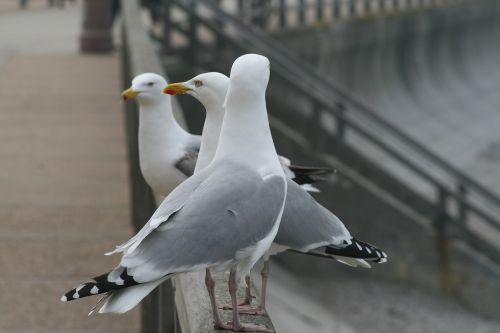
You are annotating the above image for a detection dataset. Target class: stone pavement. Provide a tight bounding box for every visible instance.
[0,2,140,333]
[0,0,79,66]
[264,256,500,333]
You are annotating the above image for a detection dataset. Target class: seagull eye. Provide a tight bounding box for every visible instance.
[194,80,203,88]
[147,82,154,86]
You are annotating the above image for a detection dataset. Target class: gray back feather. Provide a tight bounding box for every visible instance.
[175,139,201,177]
[120,161,286,283]
[274,179,351,251]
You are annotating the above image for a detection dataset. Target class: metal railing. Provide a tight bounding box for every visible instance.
[158,0,500,263]
[218,0,468,30]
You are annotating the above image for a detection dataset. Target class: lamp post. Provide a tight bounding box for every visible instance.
[80,0,114,53]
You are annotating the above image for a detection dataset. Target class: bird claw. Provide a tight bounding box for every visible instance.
[213,320,232,330]
[237,307,267,316]
[219,297,252,310]
[225,321,274,332]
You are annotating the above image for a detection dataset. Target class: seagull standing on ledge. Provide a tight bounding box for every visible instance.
[61,54,285,333]
[164,72,388,315]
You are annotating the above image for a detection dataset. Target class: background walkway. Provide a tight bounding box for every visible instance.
[0,2,140,332]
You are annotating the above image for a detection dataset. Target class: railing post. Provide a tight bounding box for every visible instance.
[434,187,454,294]
[380,0,386,13]
[312,101,326,150]
[393,0,400,12]
[434,187,448,233]
[333,0,341,19]
[238,0,245,18]
[298,0,306,25]
[250,0,269,29]
[349,0,356,17]
[214,0,225,51]
[279,0,287,28]
[161,0,172,54]
[457,183,468,224]
[187,0,198,66]
[335,102,347,142]
[316,0,324,21]
[364,0,372,14]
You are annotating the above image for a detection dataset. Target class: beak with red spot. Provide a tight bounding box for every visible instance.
[163,82,192,95]
[121,87,139,101]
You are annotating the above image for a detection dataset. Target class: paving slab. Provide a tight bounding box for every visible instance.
[0,4,140,329]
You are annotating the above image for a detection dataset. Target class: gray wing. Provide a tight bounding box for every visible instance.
[175,148,199,177]
[119,161,286,283]
[274,179,351,251]
[175,138,201,177]
[108,163,208,255]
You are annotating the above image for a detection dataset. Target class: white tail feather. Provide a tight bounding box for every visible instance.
[299,183,320,193]
[333,255,371,269]
[98,277,168,314]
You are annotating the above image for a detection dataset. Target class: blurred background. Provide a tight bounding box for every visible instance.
[1,0,499,332]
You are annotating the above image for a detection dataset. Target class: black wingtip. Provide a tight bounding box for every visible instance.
[61,281,101,302]
[326,238,388,263]
[288,165,336,185]
[61,268,139,302]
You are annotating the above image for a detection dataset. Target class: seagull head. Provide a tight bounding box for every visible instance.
[163,72,229,113]
[122,73,168,104]
[224,54,270,107]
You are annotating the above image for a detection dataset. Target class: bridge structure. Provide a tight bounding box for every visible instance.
[121,0,500,332]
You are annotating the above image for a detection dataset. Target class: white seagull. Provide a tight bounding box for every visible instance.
[164,72,388,315]
[121,73,334,203]
[121,74,200,203]
[61,54,286,333]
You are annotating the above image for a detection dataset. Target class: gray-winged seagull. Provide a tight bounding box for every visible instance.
[61,54,285,332]
[164,72,388,315]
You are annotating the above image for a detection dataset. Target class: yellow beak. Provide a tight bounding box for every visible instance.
[163,82,191,95]
[121,87,139,101]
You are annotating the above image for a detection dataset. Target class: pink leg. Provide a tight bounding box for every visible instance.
[237,260,269,315]
[205,269,230,330]
[259,259,269,313]
[221,274,253,310]
[226,267,274,333]
[243,275,253,306]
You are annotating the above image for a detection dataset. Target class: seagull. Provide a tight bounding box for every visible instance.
[121,73,334,203]
[164,72,388,315]
[121,73,200,203]
[61,54,285,333]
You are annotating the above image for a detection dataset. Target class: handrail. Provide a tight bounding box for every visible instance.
[214,0,500,213]
[172,0,500,205]
[231,0,467,28]
[204,0,500,210]
[165,0,500,260]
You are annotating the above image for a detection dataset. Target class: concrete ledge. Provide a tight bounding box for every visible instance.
[174,272,274,332]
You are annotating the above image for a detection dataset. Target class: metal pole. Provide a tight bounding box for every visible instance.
[162,0,172,54]
[79,0,113,53]
[457,184,468,225]
[298,0,305,25]
[349,0,356,17]
[188,0,198,65]
[312,102,325,150]
[279,0,287,28]
[333,0,341,19]
[316,0,324,21]
[335,102,347,142]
